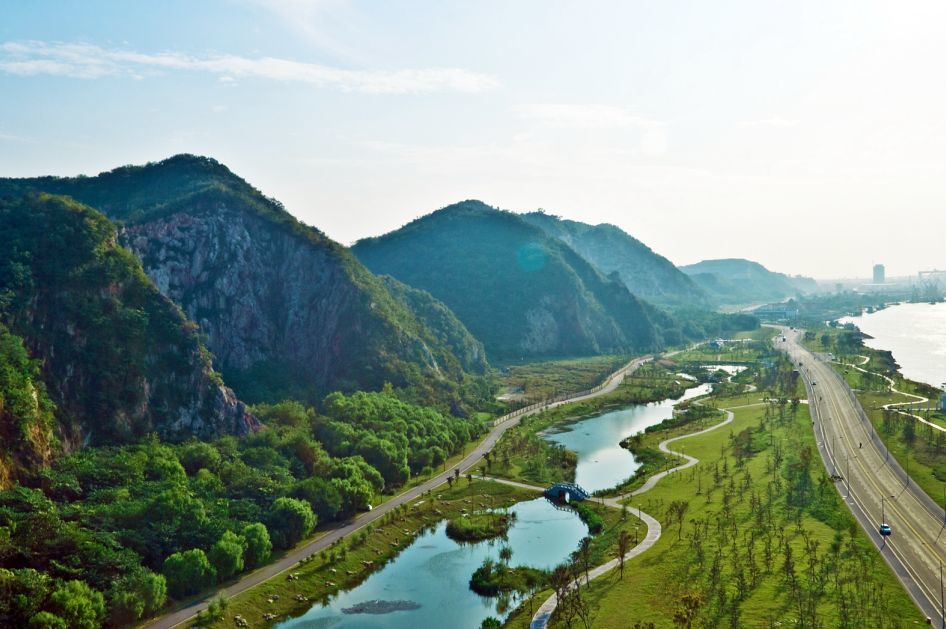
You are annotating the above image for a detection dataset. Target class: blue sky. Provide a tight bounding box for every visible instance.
[2,1,945,278]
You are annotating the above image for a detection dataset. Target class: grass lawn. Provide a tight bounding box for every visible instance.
[205,480,535,628]
[546,392,922,627]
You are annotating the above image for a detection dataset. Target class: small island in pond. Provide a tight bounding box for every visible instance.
[445,512,515,542]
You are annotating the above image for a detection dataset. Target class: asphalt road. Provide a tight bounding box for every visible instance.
[777,326,946,624]
[146,355,652,629]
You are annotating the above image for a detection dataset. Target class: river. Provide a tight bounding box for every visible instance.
[840,302,946,389]
[279,381,712,627]
[276,498,586,628]
[542,382,712,492]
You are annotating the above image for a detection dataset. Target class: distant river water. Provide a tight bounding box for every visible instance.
[840,302,946,388]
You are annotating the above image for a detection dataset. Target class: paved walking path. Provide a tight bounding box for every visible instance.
[528,406,736,628]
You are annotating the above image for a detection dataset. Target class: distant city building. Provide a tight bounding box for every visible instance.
[873,264,885,284]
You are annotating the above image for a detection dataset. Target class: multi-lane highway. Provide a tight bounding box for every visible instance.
[778,327,946,624]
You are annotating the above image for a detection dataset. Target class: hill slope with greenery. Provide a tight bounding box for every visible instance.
[0,194,254,463]
[521,211,709,308]
[681,258,817,306]
[0,156,487,408]
[353,201,669,360]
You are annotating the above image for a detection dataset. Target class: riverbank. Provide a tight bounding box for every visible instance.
[803,324,946,511]
[527,357,923,627]
[485,363,696,489]
[205,480,535,628]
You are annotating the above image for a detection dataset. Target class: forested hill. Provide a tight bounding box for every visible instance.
[0,194,255,484]
[0,156,487,408]
[353,200,670,360]
[680,258,818,306]
[521,212,709,308]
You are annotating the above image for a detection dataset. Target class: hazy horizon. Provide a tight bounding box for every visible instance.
[3,1,945,279]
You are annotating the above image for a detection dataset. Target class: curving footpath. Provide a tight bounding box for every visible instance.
[146,355,653,628]
[836,355,943,435]
[528,407,736,629]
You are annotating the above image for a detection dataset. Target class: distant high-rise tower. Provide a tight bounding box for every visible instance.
[873,264,885,284]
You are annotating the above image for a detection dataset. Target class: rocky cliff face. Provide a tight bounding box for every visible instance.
[0,155,487,406]
[0,194,255,449]
[120,190,480,404]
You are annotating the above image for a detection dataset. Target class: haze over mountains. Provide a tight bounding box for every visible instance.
[680,258,817,306]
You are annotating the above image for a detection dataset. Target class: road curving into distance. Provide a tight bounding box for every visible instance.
[776,326,945,624]
[146,355,653,628]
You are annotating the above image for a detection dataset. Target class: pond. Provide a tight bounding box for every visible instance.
[277,497,587,629]
[542,383,712,493]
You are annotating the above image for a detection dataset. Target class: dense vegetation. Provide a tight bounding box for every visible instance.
[0,194,251,451]
[522,211,710,308]
[0,156,490,410]
[0,324,57,489]
[445,512,514,542]
[0,390,482,626]
[354,201,666,359]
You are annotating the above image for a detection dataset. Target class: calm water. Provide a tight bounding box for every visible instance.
[277,498,586,629]
[543,383,712,492]
[840,302,946,388]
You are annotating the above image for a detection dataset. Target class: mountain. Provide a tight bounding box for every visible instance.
[0,194,255,482]
[521,212,709,308]
[353,201,667,360]
[0,156,487,406]
[680,258,817,306]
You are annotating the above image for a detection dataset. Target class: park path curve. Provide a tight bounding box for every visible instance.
[528,406,736,628]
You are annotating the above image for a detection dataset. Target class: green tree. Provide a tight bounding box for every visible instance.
[27,612,67,628]
[291,476,342,520]
[241,523,272,569]
[177,441,222,475]
[162,549,216,599]
[0,568,52,627]
[267,497,316,549]
[208,530,245,581]
[47,580,105,629]
[481,617,502,629]
[106,568,166,625]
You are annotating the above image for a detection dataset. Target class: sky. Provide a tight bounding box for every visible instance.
[1,1,945,279]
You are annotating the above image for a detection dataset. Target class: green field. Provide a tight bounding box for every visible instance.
[497,351,921,628]
[495,354,631,405]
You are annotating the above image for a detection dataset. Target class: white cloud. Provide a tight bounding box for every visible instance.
[0,40,499,94]
[741,116,799,127]
[517,104,662,130]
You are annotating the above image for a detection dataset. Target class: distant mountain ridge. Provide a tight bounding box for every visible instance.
[353,200,670,360]
[680,258,817,306]
[0,156,487,407]
[521,212,709,308]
